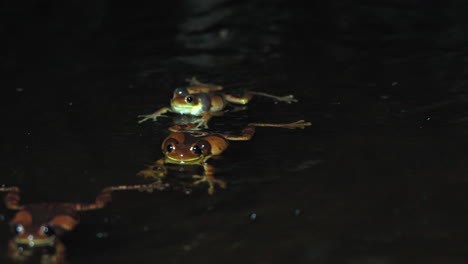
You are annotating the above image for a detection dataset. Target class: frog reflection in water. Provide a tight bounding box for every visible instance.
[0,184,164,264]
[138,120,311,194]
[138,77,298,128]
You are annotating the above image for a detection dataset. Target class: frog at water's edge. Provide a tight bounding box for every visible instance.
[138,120,311,194]
[138,77,298,128]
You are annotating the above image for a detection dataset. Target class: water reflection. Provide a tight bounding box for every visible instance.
[1,1,467,263]
[138,121,311,194]
[136,77,308,194]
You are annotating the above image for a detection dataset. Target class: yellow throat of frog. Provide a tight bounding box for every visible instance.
[13,227,56,247]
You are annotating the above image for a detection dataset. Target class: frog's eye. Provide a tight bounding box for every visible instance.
[185,96,194,103]
[167,144,174,152]
[191,145,202,155]
[12,224,24,234]
[40,225,55,236]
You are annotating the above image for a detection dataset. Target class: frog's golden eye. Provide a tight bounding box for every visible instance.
[185,96,194,103]
[166,144,174,152]
[162,136,182,153]
[191,145,202,155]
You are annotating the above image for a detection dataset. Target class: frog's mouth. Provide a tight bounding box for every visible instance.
[171,103,203,114]
[166,155,203,164]
[14,235,56,247]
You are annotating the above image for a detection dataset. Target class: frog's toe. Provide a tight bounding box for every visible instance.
[137,168,165,179]
[192,175,226,195]
[283,95,298,103]
[194,120,209,129]
[292,120,312,129]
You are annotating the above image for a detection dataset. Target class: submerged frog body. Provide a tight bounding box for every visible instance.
[138,77,298,128]
[138,120,311,194]
[0,184,164,264]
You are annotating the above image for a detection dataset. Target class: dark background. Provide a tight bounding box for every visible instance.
[0,1,467,263]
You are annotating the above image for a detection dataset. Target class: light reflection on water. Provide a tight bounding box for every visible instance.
[0,0,467,263]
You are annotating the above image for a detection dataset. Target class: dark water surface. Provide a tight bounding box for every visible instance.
[1,1,467,263]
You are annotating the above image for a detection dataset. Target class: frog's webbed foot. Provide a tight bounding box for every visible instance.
[138,113,167,123]
[195,120,209,129]
[192,175,226,195]
[138,107,171,124]
[248,91,298,104]
[194,113,213,129]
[281,120,311,129]
[276,94,298,104]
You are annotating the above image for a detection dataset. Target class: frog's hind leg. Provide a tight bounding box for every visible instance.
[72,189,113,212]
[74,182,168,212]
[223,91,298,104]
[227,104,248,113]
[248,120,311,129]
[219,120,311,141]
[186,77,224,93]
[219,127,256,141]
[103,182,169,193]
[248,91,297,104]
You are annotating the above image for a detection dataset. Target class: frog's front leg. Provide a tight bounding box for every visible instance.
[138,107,172,123]
[137,158,167,183]
[192,163,226,195]
[193,111,227,129]
[194,112,213,129]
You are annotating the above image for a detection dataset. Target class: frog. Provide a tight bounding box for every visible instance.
[138,77,298,128]
[0,184,165,264]
[138,120,311,194]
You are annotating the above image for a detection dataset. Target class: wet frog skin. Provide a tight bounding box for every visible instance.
[138,77,298,128]
[138,120,311,194]
[0,186,111,263]
[0,184,164,264]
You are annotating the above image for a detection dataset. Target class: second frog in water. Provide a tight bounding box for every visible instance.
[138,120,311,194]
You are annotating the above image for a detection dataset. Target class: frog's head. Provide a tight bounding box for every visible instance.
[170,88,210,115]
[11,210,78,247]
[162,132,219,164]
